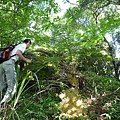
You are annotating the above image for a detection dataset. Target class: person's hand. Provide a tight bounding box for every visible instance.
[26,58,31,63]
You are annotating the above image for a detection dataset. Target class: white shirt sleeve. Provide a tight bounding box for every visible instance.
[17,44,26,53]
[11,43,26,62]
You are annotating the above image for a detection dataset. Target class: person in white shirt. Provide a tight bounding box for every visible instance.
[0,39,31,107]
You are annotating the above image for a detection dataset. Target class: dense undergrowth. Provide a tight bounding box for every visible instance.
[0,71,120,120]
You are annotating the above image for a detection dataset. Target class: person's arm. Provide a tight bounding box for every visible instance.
[16,50,31,63]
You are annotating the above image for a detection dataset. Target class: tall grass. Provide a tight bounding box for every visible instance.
[13,71,32,108]
[0,69,33,120]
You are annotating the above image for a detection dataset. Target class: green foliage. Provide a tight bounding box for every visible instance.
[15,93,60,120]
[0,69,120,120]
[0,0,120,119]
[80,71,120,120]
[109,98,120,120]
[0,0,33,42]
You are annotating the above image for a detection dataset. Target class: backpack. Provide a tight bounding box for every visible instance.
[0,44,17,64]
